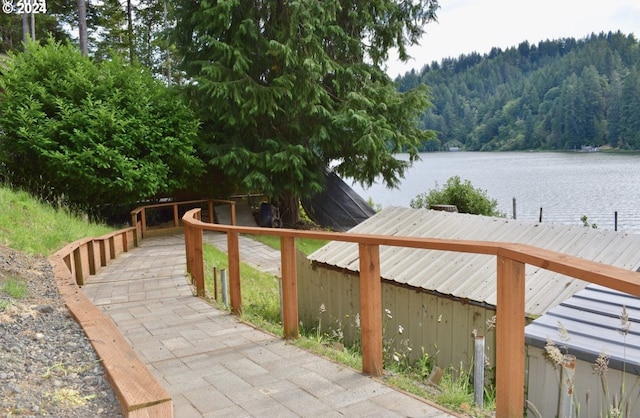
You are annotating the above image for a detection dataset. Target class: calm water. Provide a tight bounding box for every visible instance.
[348,152,640,233]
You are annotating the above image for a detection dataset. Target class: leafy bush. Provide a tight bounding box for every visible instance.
[0,40,203,216]
[410,176,504,217]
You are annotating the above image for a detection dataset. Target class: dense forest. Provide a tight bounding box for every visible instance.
[396,31,640,151]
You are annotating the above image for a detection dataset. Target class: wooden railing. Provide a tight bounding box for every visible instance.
[182,207,640,418]
[52,227,137,285]
[130,199,236,241]
[50,226,173,417]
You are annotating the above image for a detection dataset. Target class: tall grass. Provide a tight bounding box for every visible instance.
[247,234,328,255]
[0,186,114,255]
[202,243,283,335]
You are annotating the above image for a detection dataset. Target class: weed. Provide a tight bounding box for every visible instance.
[541,309,640,418]
[1,277,28,299]
[581,215,598,229]
[202,242,282,332]
[46,388,95,407]
[42,362,69,379]
[379,308,420,373]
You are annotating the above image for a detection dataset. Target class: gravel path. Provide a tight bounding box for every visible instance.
[0,245,122,417]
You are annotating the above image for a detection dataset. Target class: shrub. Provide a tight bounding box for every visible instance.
[0,40,203,217]
[410,176,504,217]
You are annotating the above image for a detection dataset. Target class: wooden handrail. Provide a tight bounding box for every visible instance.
[130,199,236,240]
[182,207,640,418]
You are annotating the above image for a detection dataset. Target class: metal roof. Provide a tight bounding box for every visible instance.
[308,206,640,317]
[525,285,640,374]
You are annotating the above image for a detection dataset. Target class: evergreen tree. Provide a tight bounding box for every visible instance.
[134,0,178,84]
[620,68,640,148]
[93,0,129,61]
[172,0,438,225]
[607,70,623,147]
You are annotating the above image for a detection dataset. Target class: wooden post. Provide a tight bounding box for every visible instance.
[130,212,140,246]
[141,208,147,238]
[227,230,242,314]
[109,236,116,260]
[359,243,383,377]
[73,247,85,286]
[173,204,179,227]
[230,202,237,226]
[88,240,97,275]
[280,236,299,339]
[122,229,129,252]
[496,255,525,418]
[208,200,214,224]
[184,222,193,278]
[192,226,204,297]
[539,207,543,223]
[99,239,107,267]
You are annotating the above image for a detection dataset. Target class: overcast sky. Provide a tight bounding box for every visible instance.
[384,0,640,78]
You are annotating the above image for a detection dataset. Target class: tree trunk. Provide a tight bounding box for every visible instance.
[278,191,299,228]
[22,12,29,43]
[163,1,172,84]
[77,0,88,55]
[126,0,134,64]
[30,11,35,41]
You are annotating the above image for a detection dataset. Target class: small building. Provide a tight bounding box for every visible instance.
[296,207,640,375]
[525,284,640,417]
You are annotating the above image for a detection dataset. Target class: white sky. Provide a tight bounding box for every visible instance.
[385,0,640,78]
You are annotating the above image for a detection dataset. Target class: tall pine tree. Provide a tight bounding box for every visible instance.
[172,0,438,225]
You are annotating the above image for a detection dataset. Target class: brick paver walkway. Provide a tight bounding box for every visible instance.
[82,234,457,417]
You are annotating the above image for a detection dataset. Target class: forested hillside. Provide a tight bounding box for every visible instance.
[396,31,640,151]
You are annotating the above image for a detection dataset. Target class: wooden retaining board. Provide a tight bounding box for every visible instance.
[50,253,173,417]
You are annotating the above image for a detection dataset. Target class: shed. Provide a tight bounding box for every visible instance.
[297,206,640,374]
[525,284,640,417]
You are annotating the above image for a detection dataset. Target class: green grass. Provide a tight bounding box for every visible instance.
[1,277,28,299]
[0,276,29,310]
[247,234,328,256]
[0,186,114,255]
[202,243,283,335]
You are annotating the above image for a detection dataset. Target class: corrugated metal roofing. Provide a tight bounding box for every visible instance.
[525,285,640,374]
[308,206,640,317]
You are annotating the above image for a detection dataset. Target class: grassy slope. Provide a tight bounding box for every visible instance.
[0,186,114,255]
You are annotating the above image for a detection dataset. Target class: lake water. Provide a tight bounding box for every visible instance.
[347,152,640,234]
